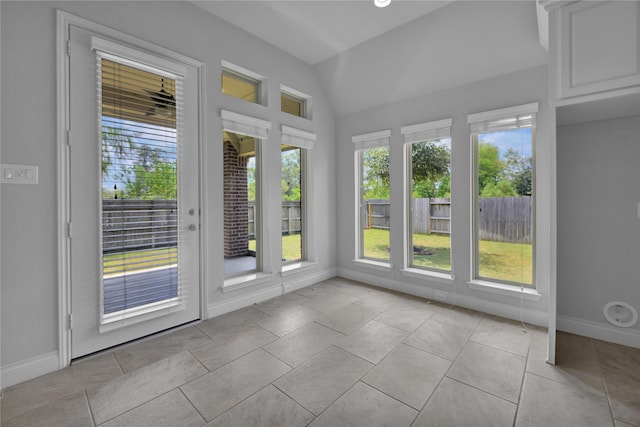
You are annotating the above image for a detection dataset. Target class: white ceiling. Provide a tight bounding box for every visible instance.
[191,0,454,65]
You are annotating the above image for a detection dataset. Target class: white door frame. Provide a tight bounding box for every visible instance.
[56,11,208,367]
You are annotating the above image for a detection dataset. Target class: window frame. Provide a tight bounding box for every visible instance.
[352,130,392,264]
[468,103,538,289]
[280,84,312,119]
[221,61,266,105]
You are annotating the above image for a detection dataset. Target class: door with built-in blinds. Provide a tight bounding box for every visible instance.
[68,26,200,358]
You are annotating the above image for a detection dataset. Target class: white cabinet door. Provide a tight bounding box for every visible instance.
[558,1,640,99]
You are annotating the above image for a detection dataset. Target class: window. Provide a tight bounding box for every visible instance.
[221,110,271,279]
[402,119,452,273]
[97,50,185,323]
[221,61,264,104]
[469,103,537,287]
[281,125,315,265]
[223,131,261,277]
[353,130,391,263]
[281,85,311,119]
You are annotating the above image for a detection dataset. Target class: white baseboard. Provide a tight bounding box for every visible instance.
[207,267,337,319]
[557,315,640,349]
[1,351,60,388]
[337,267,548,328]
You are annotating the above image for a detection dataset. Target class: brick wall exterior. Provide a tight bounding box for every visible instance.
[223,141,249,257]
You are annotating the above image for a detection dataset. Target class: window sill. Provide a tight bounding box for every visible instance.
[401,268,453,285]
[353,259,392,272]
[466,280,542,301]
[282,261,317,277]
[222,272,272,293]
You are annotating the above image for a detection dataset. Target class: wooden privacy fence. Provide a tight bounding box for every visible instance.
[102,199,177,253]
[478,197,532,244]
[247,200,302,239]
[365,197,532,244]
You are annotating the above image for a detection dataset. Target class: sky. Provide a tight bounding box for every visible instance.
[478,127,532,158]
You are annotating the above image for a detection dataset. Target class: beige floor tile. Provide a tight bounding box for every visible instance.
[180,349,290,421]
[323,278,376,297]
[413,377,516,427]
[432,306,484,330]
[254,292,311,316]
[309,382,417,427]
[196,306,269,338]
[595,340,640,377]
[114,326,212,373]
[274,346,373,415]
[257,305,324,337]
[447,341,526,403]
[263,322,344,367]
[204,385,314,427]
[100,389,205,427]
[294,282,342,298]
[316,303,379,334]
[1,353,123,421]
[189,323,277,371]
[470,314,531,357]
[363,344,450,410]
[603,369,640,426]
[336,320,408,364]
[352,289,406,312]
[516,373,614,427]
[302,292,359,314]
[615,419,637,427]
[527,329,605,392]
[403,317,473,361]
[375,306,435,332]
[2,391,94,427]
[87,351,206,425]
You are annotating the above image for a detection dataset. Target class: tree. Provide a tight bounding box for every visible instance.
[101,126,137,177]
[281,149,301,201]
[504,148,532,196]
[124,158,177,199]
[362,147,390,199]
[477,143,504,193]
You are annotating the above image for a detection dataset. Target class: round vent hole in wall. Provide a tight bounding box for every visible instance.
[603,301,638,328]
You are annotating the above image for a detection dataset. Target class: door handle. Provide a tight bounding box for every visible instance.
[188,224,199,231]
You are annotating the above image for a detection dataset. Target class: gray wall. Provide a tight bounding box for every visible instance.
[557,116,640,337]
[335,65,552,323]
[1,1,336,368]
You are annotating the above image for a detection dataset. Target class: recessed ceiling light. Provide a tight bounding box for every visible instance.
[374,0,391,8]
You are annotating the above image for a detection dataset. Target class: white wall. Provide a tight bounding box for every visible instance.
[0,1,336,382]
[557,116,640,346]
[335,65,552,325]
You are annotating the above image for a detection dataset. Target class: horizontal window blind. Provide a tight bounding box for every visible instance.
[468,102,538,133]
[97,51,185,323]
[353,129,391,150]
[281,125,316,150]
[401,118,452,144]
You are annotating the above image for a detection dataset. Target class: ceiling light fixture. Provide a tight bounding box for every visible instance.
[374,0,391,7]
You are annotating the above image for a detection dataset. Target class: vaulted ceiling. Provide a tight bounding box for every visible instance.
[192,1,549,116]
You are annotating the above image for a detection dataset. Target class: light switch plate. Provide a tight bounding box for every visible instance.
[1,164,38,184]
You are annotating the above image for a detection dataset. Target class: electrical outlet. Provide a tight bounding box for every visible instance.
[434,291,447,302]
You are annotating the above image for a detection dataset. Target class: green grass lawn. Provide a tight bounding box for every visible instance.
[248,234,302,262]
[363,228,531,284]
[103,247,177,275]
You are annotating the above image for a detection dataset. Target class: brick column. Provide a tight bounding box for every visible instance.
[223,141,249,257]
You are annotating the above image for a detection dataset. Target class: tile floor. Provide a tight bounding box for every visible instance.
[2,277,639,426]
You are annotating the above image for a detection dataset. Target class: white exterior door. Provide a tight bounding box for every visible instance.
[68,25,201,358]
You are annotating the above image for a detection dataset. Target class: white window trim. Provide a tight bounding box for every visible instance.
[222,272,272,293]
[281,125,316,150]
[221,110,271,140]
[280,84,312,119]
[469,102,538,289]
[402,119,453,275]
[221,60,266,105]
